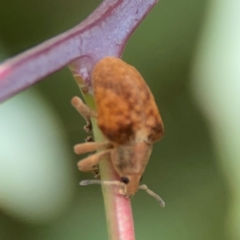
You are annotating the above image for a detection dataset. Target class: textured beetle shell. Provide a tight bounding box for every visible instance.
[92,57,164,145]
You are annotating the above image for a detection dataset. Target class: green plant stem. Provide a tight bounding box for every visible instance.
[79,92,136,240]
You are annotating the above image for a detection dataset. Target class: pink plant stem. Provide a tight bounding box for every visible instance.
[0,0,158,102]
[100,157,135,240]
[83,108,136,240]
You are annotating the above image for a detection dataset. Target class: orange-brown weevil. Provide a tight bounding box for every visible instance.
[72,57,165,206]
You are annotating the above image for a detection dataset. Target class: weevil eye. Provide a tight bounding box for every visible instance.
[121,177,129,184]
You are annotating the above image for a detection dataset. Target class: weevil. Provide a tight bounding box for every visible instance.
[72,57,165,206]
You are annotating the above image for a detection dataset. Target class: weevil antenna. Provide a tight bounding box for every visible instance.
[139,184,165,207]
[80,179,126,193]
[80,179,123,187]
[80,179,102,186]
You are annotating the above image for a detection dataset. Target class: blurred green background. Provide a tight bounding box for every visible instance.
[1,0,239,239]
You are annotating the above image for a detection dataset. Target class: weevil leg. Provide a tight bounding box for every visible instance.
[74,142,112,155]
[71,96,97,133]
[71,96,97,119]
[78,149,112,172]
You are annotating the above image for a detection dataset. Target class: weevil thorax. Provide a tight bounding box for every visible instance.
[92,56,164,196]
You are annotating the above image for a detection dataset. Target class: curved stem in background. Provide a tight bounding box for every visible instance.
[0,0,158,102]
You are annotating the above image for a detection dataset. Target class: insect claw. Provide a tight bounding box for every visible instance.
[85,136,94,142]
[83,120,93,133]
[94,173,101,179]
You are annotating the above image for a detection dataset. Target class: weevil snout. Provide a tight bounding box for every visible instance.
[120,174,143,197]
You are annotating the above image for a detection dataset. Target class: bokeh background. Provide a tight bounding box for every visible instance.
[1,0,240,239]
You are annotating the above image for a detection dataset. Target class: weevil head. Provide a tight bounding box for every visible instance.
[111,141,153,197]
[119,174,142,197]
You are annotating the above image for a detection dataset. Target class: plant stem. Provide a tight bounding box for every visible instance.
[81,92,135,240]
[0,0,158,102]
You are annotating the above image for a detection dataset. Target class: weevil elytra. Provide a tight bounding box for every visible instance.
[72,57,165,206]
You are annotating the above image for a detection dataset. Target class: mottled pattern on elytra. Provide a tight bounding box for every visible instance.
[92,57,164,144]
